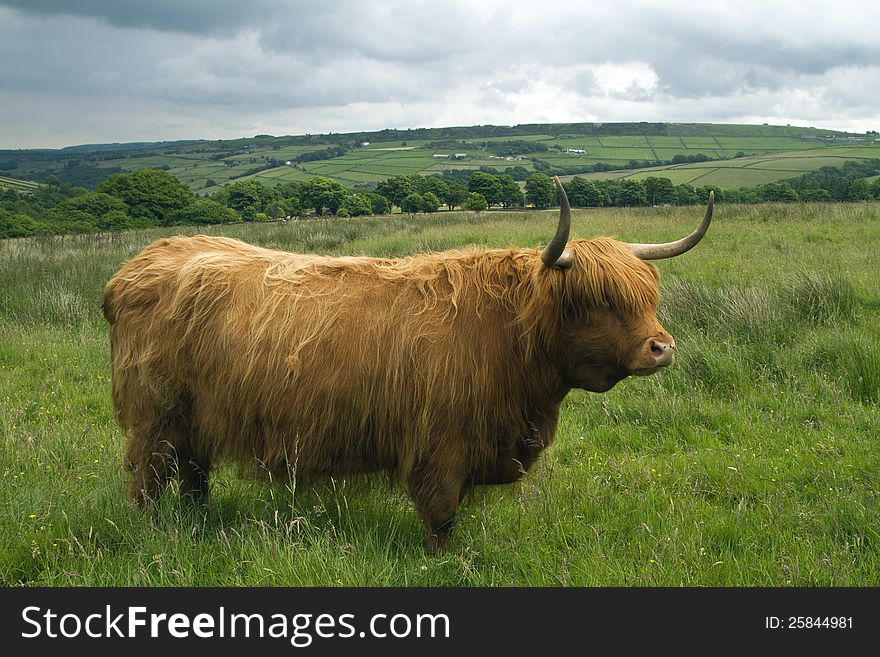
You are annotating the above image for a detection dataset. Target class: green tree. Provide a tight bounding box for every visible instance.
[50,192,131,232]
[616,180,648,207]
[464,192,488,212]
[273,181,303,205]
[726,187,759,203]
[280,198,303,218]
[758,182,798,203]
[216,179,275,212]
[97,169,195,225]
[422,176,450,203]
[58,191,127,218]
[592,181,614,207]
[441,181,469,210]
[366,192,390,215]
[525,173,555,209]
[468,172,503,207]
[798,188,832,202]
[0,188,20,204]
[673,184,699,205]
[376,176,415,209]
[55,191,130,229]
[0,208,38,238]
[566,177,605,207]
[505,165,531,181]
[263,201,285,219]
[846,178,873,201]
[273,181,302,196]
[166,199,238,225]
[94,209,154,231]
[406,174,430,195]
[400,193,423,213]
[497,175,524,208]
[300,176,347,215]
[696,187,722,204]
[643,177,676,205]
[340,194,373,217]
[420,192,441,213]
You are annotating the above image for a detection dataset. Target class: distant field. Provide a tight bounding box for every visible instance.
[1,123,878,194]
[580,145,880,187]
[0,175,41,194]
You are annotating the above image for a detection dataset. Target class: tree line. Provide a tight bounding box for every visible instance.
[2,161,880,238]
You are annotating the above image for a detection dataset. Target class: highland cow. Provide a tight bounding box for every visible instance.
[103,178,713,553]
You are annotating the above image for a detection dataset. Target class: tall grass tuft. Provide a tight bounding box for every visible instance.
[817,331,880,404]
[850,335,880,404]
[783,270,858,326]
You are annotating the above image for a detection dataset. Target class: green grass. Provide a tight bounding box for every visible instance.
[1,203,879,586]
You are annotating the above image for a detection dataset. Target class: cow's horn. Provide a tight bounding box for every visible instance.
[541,176,573,268]
[628,191,714,260]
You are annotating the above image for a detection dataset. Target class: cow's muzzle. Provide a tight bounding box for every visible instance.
[649,338,675,368]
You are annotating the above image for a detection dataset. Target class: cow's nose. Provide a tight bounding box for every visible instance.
[649,338,675,367]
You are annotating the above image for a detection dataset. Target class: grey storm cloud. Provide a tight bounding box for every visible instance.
[0,0,275,35]
[0,0,878,148]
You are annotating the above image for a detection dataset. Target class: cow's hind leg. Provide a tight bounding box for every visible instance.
[407,452,467,555]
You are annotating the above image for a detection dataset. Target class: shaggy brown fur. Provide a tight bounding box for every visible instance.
[104,233,670,553]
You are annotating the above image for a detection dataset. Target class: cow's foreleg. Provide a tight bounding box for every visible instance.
[407,451,467,555]
[125,432,177,507]
[177,440,211,505]
[124,413,195,507]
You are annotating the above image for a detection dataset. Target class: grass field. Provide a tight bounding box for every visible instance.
[1,202,879,586]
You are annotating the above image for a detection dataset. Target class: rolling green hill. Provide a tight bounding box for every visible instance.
[1,123,878,194]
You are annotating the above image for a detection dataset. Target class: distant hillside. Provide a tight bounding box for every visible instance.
[1,122,877,193]
[59,140,204,154]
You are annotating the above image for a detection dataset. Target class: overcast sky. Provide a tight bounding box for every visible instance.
[1,0,878,149]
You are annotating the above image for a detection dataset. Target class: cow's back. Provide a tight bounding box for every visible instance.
[103,235,272,322]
